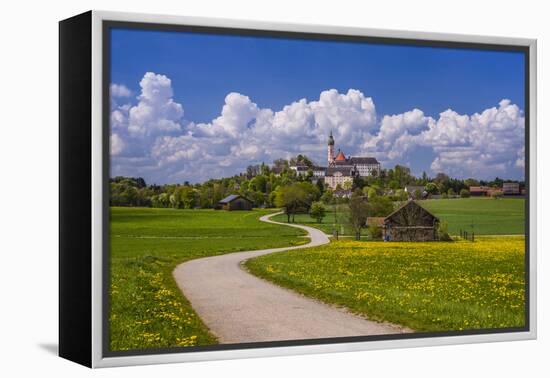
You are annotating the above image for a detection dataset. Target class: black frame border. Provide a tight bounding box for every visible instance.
[101,19,531,359]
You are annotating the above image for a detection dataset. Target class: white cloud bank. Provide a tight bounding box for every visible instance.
[110,72,525,184]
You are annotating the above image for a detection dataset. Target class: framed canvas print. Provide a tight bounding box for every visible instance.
[59,10,537,368]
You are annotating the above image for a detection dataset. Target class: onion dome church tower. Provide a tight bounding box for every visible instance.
[327,131,335,165]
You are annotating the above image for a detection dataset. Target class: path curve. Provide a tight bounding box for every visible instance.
[173,212,408,343]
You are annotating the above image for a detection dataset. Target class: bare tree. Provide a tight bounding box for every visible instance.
[348,195,369,240]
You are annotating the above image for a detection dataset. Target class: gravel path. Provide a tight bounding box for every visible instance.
[173,212,408,343]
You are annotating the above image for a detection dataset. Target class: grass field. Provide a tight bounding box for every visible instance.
[419,197,525,235]
[109,207,306,351]
[271,204,353,235]
[246,237,526,332]
[272,198,525,236]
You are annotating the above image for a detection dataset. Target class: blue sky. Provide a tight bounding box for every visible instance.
[109,27,526,184]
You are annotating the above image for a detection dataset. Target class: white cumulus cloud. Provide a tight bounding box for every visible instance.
[128,72,184,137]
[109,72,525,183]
[110,83,132,98]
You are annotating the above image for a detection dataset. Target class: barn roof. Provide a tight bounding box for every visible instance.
[469,186,490,192]
[367,217,385,227]
[218,194,250,204]
[384,200,439,223]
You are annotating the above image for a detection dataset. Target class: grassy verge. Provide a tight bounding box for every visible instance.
[109,207,306,351]
[245,236,526,332]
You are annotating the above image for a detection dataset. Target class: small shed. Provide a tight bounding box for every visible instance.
[216,194,253,211]
[366,217,385,228]
[383,200,439,241]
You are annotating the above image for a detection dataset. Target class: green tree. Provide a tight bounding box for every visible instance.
[367,223,383,240]
[249,175,267,192]
[367,187,378,199]
[352,176,367,190]
[425,182,439,195]
[296,181,321,206]
[178,186,197,209]
[310,201,327,223]
[274,184,308,223]
[394,189,408,201]
[437,220,452,241]
[169,193,179,208]
[460,188,470,198]
[320,190,333,205]
[464,178,480,187]
[315,178,325,194]
[290,154,314,168]
[368,195,394,217]
[434,172,451,193]
[421,171,429,185]
[491,190,503,199]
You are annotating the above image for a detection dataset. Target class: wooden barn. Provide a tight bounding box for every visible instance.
[216,194,253,211]
[383,200,439,241]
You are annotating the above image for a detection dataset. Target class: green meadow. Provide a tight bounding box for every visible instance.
[419,197,525,235]
[272,198,525,236]
[246,237,526,332]
[271,203,353,235]
[109,207,306,351]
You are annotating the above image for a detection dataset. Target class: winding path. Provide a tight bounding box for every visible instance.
[173,212,408,343]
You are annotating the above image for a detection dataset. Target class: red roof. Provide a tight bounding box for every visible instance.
[470,186,490,193]
[335,151,346,161]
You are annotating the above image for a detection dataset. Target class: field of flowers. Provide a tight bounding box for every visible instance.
[246,236,526,332]
[109,207,306,351]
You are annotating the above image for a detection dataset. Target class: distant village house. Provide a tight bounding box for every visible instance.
[502,182,520,195]
[469,186,498,196]
[470,183,522,197]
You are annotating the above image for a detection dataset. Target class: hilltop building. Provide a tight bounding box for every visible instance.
[324,131,380,189]
[287,131,381,190]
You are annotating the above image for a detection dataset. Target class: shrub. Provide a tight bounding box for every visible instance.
[437,220,453,241]
[460,189,470,198]
[491,190,503,199]
[367,224,383,240]
[309,201,327,223]
[425,182,439,195]
[394,189,408,201]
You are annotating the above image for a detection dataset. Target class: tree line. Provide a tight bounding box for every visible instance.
[110,156,523,210]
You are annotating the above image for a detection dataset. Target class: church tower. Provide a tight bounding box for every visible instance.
[327,131,335,165]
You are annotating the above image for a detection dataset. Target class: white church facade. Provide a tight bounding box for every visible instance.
[323,131,381,189]
[289,132,381,190]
